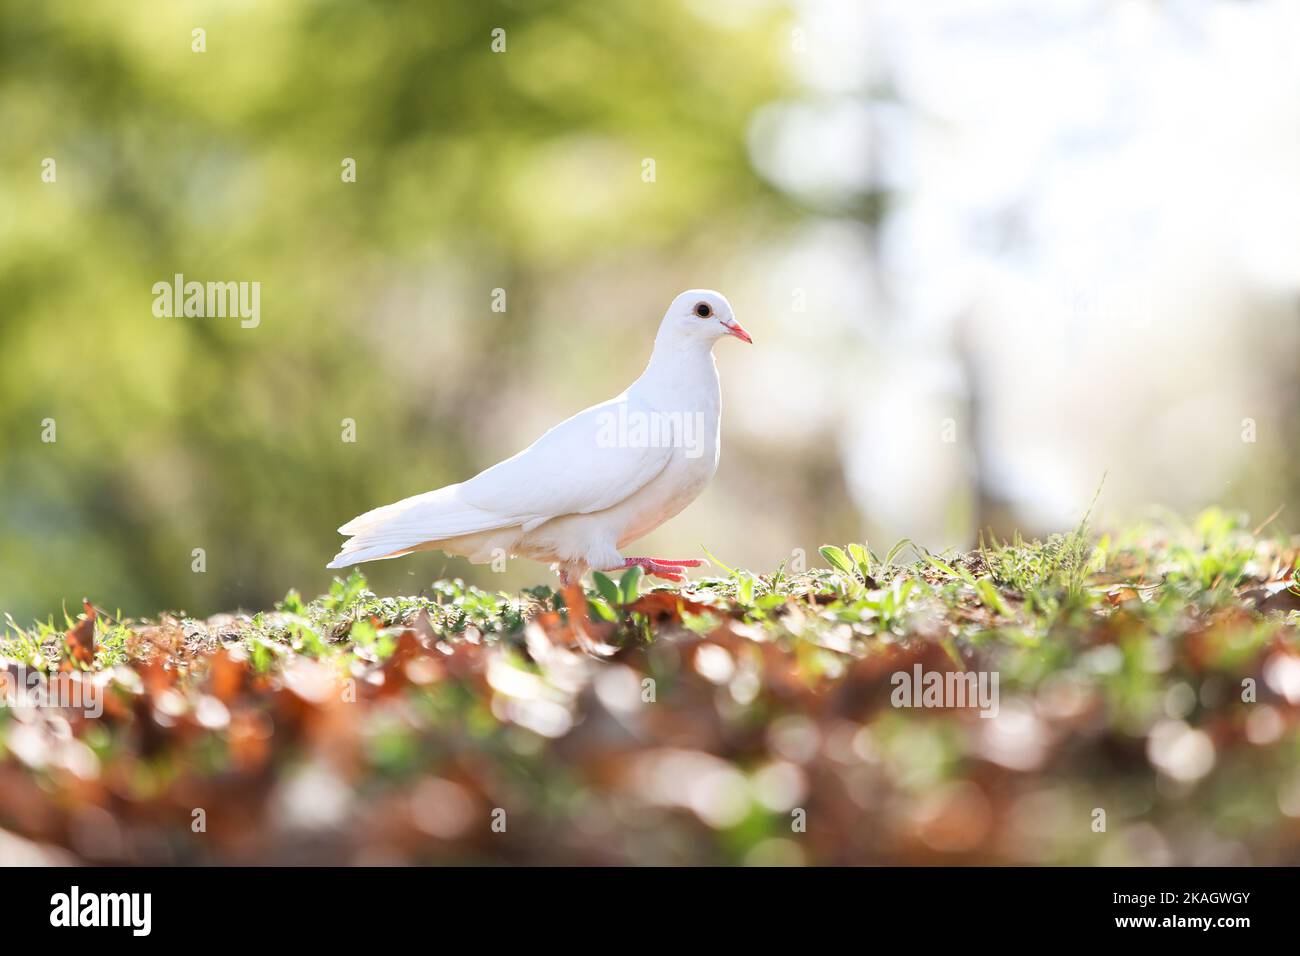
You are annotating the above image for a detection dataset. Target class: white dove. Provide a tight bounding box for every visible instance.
[329,290,752,583]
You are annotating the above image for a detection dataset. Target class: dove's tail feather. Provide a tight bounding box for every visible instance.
[328,485,520,568]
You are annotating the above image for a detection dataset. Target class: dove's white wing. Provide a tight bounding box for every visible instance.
[459,394,672,526]
[328,395,672,567]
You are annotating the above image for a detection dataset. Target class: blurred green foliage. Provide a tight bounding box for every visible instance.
[0,0,795,622]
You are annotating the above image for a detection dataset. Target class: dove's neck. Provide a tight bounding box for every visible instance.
[633,332,721,408]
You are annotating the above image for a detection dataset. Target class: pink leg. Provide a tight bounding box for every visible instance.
[619,557,704,582]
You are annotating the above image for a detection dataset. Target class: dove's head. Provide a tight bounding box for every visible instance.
[662,290,752,346]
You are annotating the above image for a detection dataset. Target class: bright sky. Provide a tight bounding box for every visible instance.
[740,0,1300,545]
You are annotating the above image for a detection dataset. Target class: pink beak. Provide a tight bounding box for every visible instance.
[723,320,753,344]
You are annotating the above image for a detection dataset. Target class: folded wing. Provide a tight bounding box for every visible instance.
[328,396,672,567]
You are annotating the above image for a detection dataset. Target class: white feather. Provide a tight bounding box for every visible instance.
[329,289,749,578]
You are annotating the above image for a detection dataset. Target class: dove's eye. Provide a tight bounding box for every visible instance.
[694,302,713,318]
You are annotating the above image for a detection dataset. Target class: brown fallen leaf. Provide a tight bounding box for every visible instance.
[205,648,246,702]
[626,591,717,622]
[61,601,96,670]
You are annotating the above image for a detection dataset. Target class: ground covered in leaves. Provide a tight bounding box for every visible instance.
[3,508,1300,865]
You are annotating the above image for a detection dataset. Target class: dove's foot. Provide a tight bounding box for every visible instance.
[620,557,704,582]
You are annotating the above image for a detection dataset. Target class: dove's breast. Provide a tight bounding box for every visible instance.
[612,417,720,547]
[512,370,722,569]
[608,373,722,546]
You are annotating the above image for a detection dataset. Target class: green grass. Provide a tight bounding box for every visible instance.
[1,507,1299,865]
